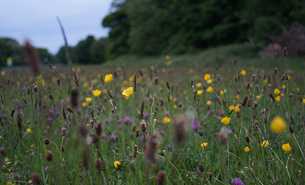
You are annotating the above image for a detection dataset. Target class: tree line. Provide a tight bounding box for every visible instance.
[103,0,305,57]
[1,0,305,66]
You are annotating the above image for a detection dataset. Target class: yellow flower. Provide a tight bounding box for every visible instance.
[234,105,240,113]
[26,128,32,134]
[195,82,202,88]
[240,69,247,76]
[274,95,281,102]
[162,116,171,125]
[35,75,45,87]
[104,73,113,83]
[260,140,270,148]
[229,105,235,112]
[165,55,173,66]
[270,116,287,134]
[200,142,208,149]
[274,88,281,96]
[196,90,203,96]
[206,86,214,93]
[82,102,89,108]
[206,79,213,84]
[85,97,92,103]
[6,181,15,185]
[221,116,231,125]
[122,86,134,99]
[256,95,261,101]
[243,146,251,153]
[203,73,211,81]
[302,98,305,105]
[206,100,212,106]
[281,143,292,153]
[129,75,135,82]
[113,160,122,170]
[219,89,225,96]
[92,89,102,97]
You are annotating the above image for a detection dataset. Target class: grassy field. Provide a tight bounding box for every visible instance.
[0,46,305,185]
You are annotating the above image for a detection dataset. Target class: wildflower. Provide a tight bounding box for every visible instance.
[35,75,45,87]
[70,89,79,108]
[200,142,208,149]
[206,100,212,106]
[162,115,171,125]
[31,172,41,185]
[122,86,134,99]
[229,105,235,112]
[104,73,113,83]
[256,95,261,101]
[195,82,202,88]
[26,128,32,134]
[165,55,172,65]
[231,177,245,185]
[92,89,102,97]
[113,160,122,170]
[302,98,305,105]
[85,97,92,104]
[220,89,225,96]
[221,116,231,125]
[216,127,232,144]
[274,88,281,96]
[191,119,200,132]
[243,146,251,153]
[6,181,15,185]
[156,171,166,185]
[206,86,214,93]
[270,116,287,134]
[144,135,158,163]
[235,94,240,100]
[81,102,88,108]
[45,150,53,161]
[196,89,203,96]
[173,115,187,144]
[240,69,247,76]
[281,143,292,153]
[120,116,133,125]
[203,73,211,81]
[207,79,213,84]
[260,140,270,148]
[229,104,240,113]
[233,104,240,113]
[274,95,281,102]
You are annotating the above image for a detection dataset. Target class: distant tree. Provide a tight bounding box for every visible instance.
[0,37,23,66]
[37,48,55,64]
[102,0,130,58]
[56,36,107,65]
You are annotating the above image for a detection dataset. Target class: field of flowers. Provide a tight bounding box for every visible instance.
[0,57,305,185]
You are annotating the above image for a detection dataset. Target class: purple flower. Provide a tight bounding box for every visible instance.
[191,119,200,132]
[231,178,245,185]
[143,112,150,120]
[119,116,133,125]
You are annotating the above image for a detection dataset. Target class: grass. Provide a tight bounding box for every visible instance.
[104,44,305,71]
[0,44,305,185]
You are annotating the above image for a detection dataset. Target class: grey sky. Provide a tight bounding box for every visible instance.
[0,0,113,53]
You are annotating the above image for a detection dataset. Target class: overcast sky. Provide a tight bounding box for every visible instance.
[0,0,113,53]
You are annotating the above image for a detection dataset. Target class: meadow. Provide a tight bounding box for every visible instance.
[0,47,305,185]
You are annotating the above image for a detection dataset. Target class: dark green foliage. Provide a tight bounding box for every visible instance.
[103,0,305,57]
[37,48,56,64]
[56,35,107,65]
[0,37,55,67]
[102,0,130,58]
[0,37,23,66]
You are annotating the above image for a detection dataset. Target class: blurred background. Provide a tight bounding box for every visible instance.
[1,0,305,67]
